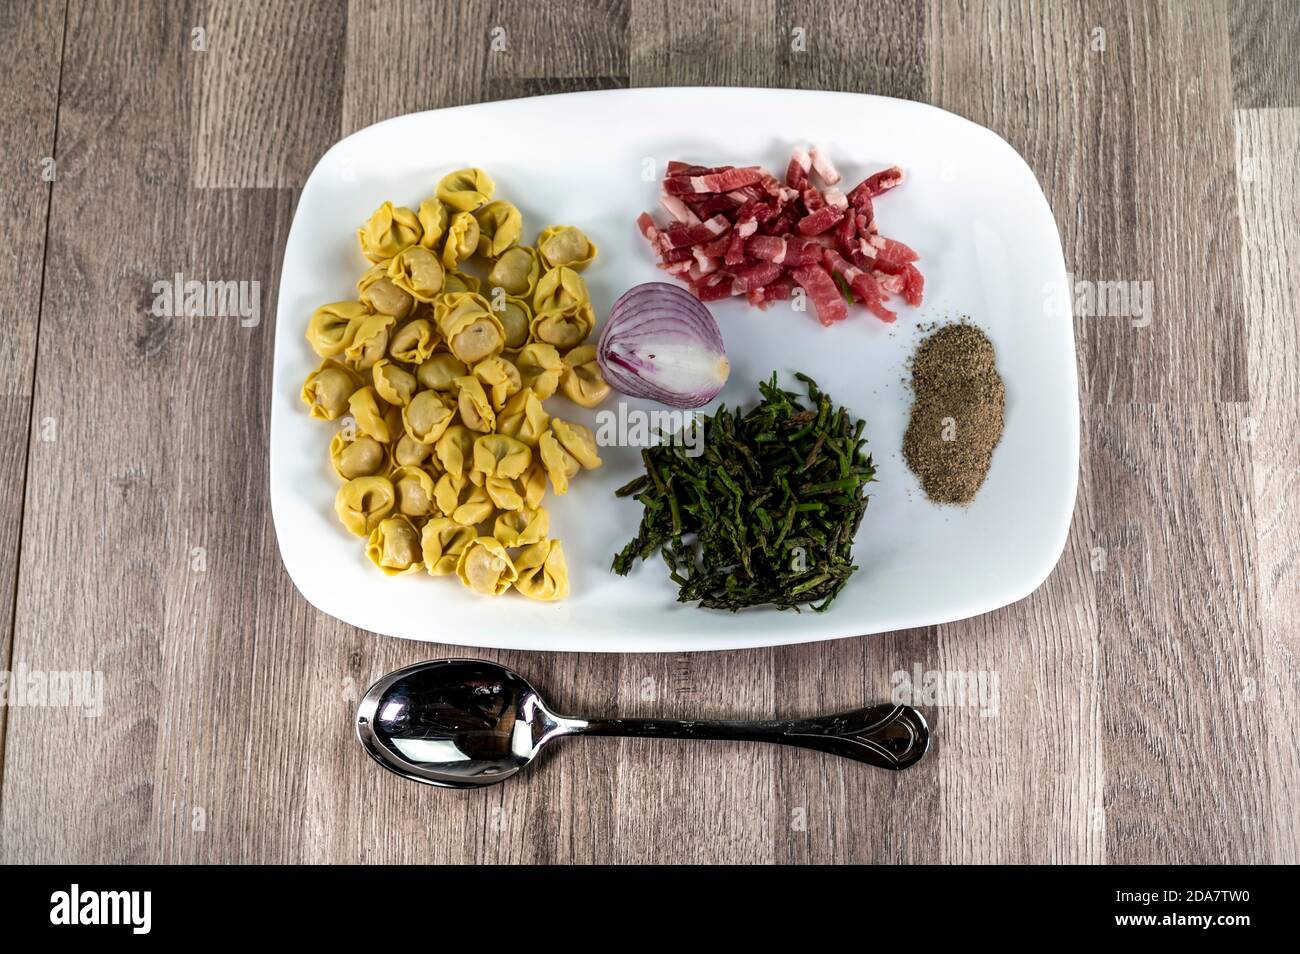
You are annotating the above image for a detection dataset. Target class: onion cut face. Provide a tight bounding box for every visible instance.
[596,282,730,409]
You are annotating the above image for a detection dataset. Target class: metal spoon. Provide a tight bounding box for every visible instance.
[356,658,930,788]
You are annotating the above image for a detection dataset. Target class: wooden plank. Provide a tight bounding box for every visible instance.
[928,0,1245,405]
[777,0,925,96]
[192,0,348,187]
[1090,403,1271,863]
[0,0,64,816]
[1234,106,1300,862]
[923,0,1104,863]
[1229,0,1300,108]
[630,0,778,87]
[342,0,495,133]
[0,0,197,863]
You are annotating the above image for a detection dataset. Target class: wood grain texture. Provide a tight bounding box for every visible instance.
[1229,0,1300,107]
[0,0,65,795]
[1234,106,1300,862]
[1,0,1297,864]
[192,0,348,187]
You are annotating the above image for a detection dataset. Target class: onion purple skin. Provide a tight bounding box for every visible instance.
[597,282,730,409]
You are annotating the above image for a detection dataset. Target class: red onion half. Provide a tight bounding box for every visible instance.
[596,282,730,409]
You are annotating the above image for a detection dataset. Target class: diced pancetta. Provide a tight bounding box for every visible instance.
[660,192,701,225]
[639,155,921,324]
[791,263,848,325]
[809,146,842,186]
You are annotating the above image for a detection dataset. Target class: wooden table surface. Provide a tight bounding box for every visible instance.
[0,0,1296,865]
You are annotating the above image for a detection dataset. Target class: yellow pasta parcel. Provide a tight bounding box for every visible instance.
[474,200,523,258]
[513,539,570,601]
[486,245,541,300]
[372,359,418,406]
[403,390,455,445]
[472,434,532,481]
[493,507,549,548]
[387,245,445,302]
[456,536,517,596]
[441,211,480,270]
[436,167,496,212]
[307,300,370,358]
[348,386,395,442]
[366,515,424,575]
[495,388,551,447]
[344,312,398,370]
[390,464,438,518]
[335,475,396,537]
[416,198,449,250]
[302,359,363,421]
[330,432,386,480]
[532,265,590,314]
[358,201,422,263]
[530,301,595,351]
[512,343,563,400]
[421,517,475,576]
[388,317,439,364]
[416,352,468,392]
[559,344,611,408]
[472,355,522,410]
[435,292,506,364]
[537,225,597,271]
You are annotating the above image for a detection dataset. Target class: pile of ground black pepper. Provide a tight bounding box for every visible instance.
[902,322,1005,504]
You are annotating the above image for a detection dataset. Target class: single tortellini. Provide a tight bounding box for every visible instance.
[436,167,495,212]
[434,293,506,365]
[496,388,551,447]
[496,297,532,351]
[513,343,563,400]
[456,536,517,596]
[335,475,395,536]
[358,265,415,320]
[532,266,590,313]
[513,539,570,601]
[441,211,480,270]
[551,418,603,469]
[372,359,418,406]
[559,344,611,408]
[474,200,522,258]
[344,312,397,370]
[330,432,386,480]
[442,270,481,295]
[348,386,395,442]
[416,352,467,391]
[388,317,439,364]
[358,201,422,263]
[537,225,597,271]
[416,198,449,250]
[387,245,445,302]
[453,375,495,433]
[493,507,549,548]
[435,473,494,526]
[473,355,522,410]
[483,476,524,511]
[473,434,532,481]
[487,245,541,299]
[302,359,363,420]
[421,517,475,576]
[366,515,423,575]
[307,301,369,358]
[390,465,438,518]
[403,390,455,444]
[531,302,595,351]
[391,432,433,468]
[538,430,580,495]
[434,424,476,477]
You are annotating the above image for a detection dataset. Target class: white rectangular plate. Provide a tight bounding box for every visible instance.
[269,87,1078,653]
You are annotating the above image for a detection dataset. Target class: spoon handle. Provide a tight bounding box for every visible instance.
[573,704,929,770]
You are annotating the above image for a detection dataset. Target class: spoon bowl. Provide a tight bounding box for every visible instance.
[357,658,930,788]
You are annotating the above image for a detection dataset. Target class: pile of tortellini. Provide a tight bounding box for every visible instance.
[300,167,612,600]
